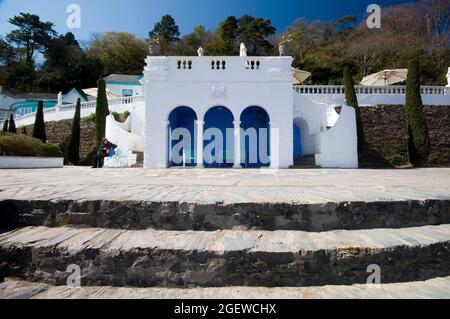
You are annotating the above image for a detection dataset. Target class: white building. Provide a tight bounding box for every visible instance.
[141,54,359,169]
[104,74,143,97]
[10,56,449,170]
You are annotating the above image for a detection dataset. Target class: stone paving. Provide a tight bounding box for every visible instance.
[0,167,449,204]
[1,277,449,299]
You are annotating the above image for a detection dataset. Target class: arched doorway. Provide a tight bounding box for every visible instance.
[293,118,312,159]
[203,106,234,168]
[240,106,271,168]
[168,106,197,167]
[293,123,303,161]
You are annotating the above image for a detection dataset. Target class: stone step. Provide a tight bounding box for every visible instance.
[1,225,449,288]
[292,155,321,169]
[2,199,449,232]
[132,152,144,168]
[1,276,449,299]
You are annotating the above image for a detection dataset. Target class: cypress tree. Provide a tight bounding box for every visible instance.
[405,58,430,166]
[8,114,16,133]
[32,100,47,143]
[344,67,364,155]
[2,119,9,132]
[95,79,109,146]
[65,98,81,165]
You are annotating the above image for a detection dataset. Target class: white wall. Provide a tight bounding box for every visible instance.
[314,105,359,168]
[105,115,144,152]
[296,88,450,106]
[143,56,294,169]
[106,84,143,97]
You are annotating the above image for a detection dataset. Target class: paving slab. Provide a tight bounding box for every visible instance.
[0,167,449,204]
[1,277,449,299]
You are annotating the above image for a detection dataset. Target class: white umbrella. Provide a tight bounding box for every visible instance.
[293,68,312,85]
[82,88,120,99]
[360,69,408,86]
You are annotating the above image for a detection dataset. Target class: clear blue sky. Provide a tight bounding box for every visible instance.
[0,0,417,41]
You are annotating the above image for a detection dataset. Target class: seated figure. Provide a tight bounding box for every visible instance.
[92,138,117,168]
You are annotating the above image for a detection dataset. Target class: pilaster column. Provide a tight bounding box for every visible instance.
[233,121,242,169]
[196,120,204,168]
[270,121,280,169]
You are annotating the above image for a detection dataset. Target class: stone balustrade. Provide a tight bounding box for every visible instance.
[294,85,449,106]
[14,95,145,127]
[294,85,449,95]
[144,56,293,83]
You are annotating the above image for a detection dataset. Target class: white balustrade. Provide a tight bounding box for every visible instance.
[294,85,448,96]
[14,95,145,126]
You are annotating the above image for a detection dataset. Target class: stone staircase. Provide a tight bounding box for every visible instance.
[292,155,320,169]
[0,198,449,298]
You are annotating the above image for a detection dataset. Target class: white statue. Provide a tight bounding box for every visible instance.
[446,67,450,87]
[240,43,247,57]
[57,92,63,106]
[197,47,204,57]
[278,42,287,56]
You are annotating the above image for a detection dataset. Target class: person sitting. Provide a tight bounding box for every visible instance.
[92,137,117,168]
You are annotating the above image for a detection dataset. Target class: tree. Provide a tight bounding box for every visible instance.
[149,15,180,55]
[175,25,213,56]
[405,58,430,166]
[343,67,365,156]
[32,100,46,143]
[6,13,56,63]
[2,120,8,132]
[65,98,81,165]
[210,16,240,55]
[88,32,147,75]
[237,15,276,56]
[95,79,109,147]
[8,114,16,133]
[39,32,103,92]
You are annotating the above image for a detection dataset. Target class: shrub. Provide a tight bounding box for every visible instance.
[8,114,16,133]
[32,100,47,143]
[2,119,8,132]
[112,111,120,121]
[95,79,110,147]
[387,155,408,167]
[38,143,63,158]
[0,132,42,156]
[343,67,364,156]
[123,110,131,119]
[64,98,81,165]
[405,58,430,166]
[84,113,96,123]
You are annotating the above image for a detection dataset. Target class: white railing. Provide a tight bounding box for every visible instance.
[14,95,145,123]
[294,85,449,95]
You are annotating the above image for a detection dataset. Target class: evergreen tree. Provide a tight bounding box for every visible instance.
[32,100,47,143]
[8,114,16,133]
[2,119,8,132]
[64,98,81,165]
[405,58,430,166]
[148,15,180,55]
[343,67,364,156]
[95,79,109,147]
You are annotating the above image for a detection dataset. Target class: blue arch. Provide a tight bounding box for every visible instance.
[203,106,234,168]
[168,106,197,167]
[293,124,303,160]
[240,106,271,168]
